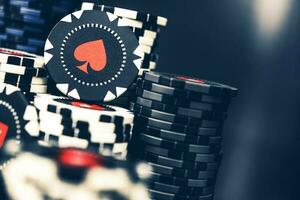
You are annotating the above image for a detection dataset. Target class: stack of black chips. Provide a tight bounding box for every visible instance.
[128,71,238,200]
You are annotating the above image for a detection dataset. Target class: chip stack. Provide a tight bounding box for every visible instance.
[80,2,167,107]
[33,94,135,160]
[0,48,50,100]
[0,0,80,55]
[128,71,238,200]
[1,139,152,200]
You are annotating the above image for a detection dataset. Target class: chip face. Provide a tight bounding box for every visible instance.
[45,10,143,102]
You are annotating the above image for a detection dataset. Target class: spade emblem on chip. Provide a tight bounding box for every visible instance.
[74,40,107,74]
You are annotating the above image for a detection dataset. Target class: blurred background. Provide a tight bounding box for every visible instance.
[92,0,300,200]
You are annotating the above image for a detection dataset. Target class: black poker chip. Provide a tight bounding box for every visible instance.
[135,95,228,114]
[143,144,221,163]
[0,84,39,164]
[139,133,221,154]
[134,115,222,136]
[45,10,144,102]
[135,97,223,127]
[138,126,222,145]
[149,189,214,200]
[136,87,230,105]
[142,71,238,98]
[137,83,228,112]
[130,102,226,123]
[149,181,214,196]
[137,79,232,109]
[143,152,219,171]
[150,172,216,188]
[148,162,217,180]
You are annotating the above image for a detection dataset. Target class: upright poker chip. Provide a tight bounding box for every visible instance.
[0,48,44,68]
[45,10,144,102]
[142,71,239,98]
[0,83,39,166]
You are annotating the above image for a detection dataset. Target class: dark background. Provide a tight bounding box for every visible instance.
[91,1,300,200]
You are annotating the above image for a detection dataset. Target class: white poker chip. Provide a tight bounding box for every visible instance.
[34,94,134,125]
[0,48,44,68]
[0,71,48,85]
[81,2,168,27]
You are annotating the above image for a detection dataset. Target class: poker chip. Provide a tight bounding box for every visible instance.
[148,162,217,180]
[135,95,227,113]
[133,28,159,39]
[2,141,151,200]
[1,82,47,93]
[0,83,39,167]
[140,137,221,154]
[45,10,144,102]
[0,71,48,85]
[0,55,50,99]
[132,99,223,127]
[142,72,238,98]
[139,133,222,153]
[143,145,221,163]
[0,62,48,77]
[150,172,216,188]
[130,102,226,122]
[79,2,167,107]
[38,110,132,142]
[140,126,222,144]
[81,2,168,27]
[134,115,221,136]
[135,87,230,105]
[80,8,161,32]
[34,94,134,124]
[0,48,44,68]
[149,182,214,196]
[149,189,214,200]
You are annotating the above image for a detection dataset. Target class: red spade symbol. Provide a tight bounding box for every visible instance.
[74,40,107,74]
[0,122,8,148]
